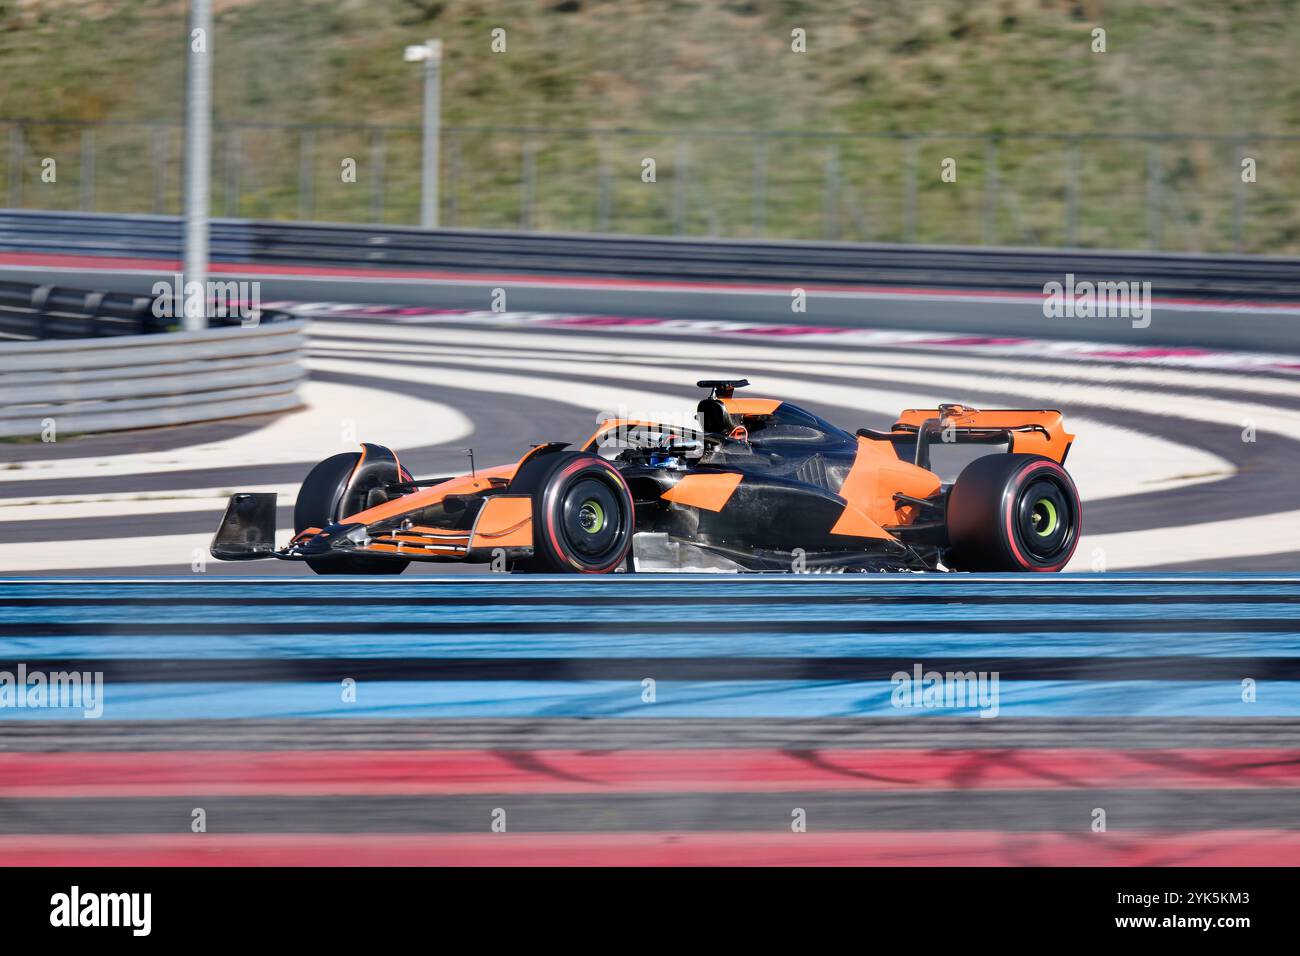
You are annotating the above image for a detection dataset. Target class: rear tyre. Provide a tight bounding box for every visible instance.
[509,451,634,573]
[295,452,410,575]
[945,453,1081,572]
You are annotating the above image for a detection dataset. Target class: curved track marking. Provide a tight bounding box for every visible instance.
[0,379,473,483]
[0,486,296,522]
[3,309,1297,573]
[0,530,296,573]
[312,320,1300,397]
[309,343,1232,506]
[304,356,700,432]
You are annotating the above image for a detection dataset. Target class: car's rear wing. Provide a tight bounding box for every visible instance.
[891,407,1075,465]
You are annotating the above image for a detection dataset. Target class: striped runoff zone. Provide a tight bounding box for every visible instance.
[1,306,1300,573]
[1,575,1299,865]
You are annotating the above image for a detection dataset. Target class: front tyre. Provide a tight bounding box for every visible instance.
[295,452,410,575]
[510,452,634,573]
[945,454,1081,572]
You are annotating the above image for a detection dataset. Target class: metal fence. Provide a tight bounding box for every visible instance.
[4,118,1300,254]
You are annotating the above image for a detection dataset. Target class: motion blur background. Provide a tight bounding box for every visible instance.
[3,1,1300,869]
[2,0,1299,250]
[3,0,1300,573]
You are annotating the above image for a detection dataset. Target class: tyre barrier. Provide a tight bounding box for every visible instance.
[0,280,164,340]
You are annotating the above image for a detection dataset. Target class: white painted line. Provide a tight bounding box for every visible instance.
[1070,510,1300,570]
[0,483,294,510]
[311,310,1300,373]
[304,355,703,436]
[310,327,1300,402]
[0,379,472,483]
[312,320,1300,397]
[0,493,287,523]
[9,528,292,573]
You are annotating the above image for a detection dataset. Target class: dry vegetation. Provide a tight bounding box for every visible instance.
[1,0,1297,250]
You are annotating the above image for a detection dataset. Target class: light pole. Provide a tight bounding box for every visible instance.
[183,0,212,331]
[405,39,443,229]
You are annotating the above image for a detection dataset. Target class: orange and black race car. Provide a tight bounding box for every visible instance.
[212,380,1081,574]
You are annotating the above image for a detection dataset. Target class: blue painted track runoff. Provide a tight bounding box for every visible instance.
[1,574,1298,720]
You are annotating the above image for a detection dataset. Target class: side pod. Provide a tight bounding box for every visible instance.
[211,492,278,560]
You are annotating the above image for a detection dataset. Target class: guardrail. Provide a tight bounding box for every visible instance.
[2,210,1300,301]
[0,303,306,438]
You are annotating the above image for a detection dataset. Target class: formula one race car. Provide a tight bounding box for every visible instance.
[212,380,1081,574]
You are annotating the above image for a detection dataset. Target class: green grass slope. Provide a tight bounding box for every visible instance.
[1,0,1297,250]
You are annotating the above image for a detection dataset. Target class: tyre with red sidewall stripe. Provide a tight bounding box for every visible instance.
[945,453,1081,572]
[509,451,634,573]
[295,451,411,575]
